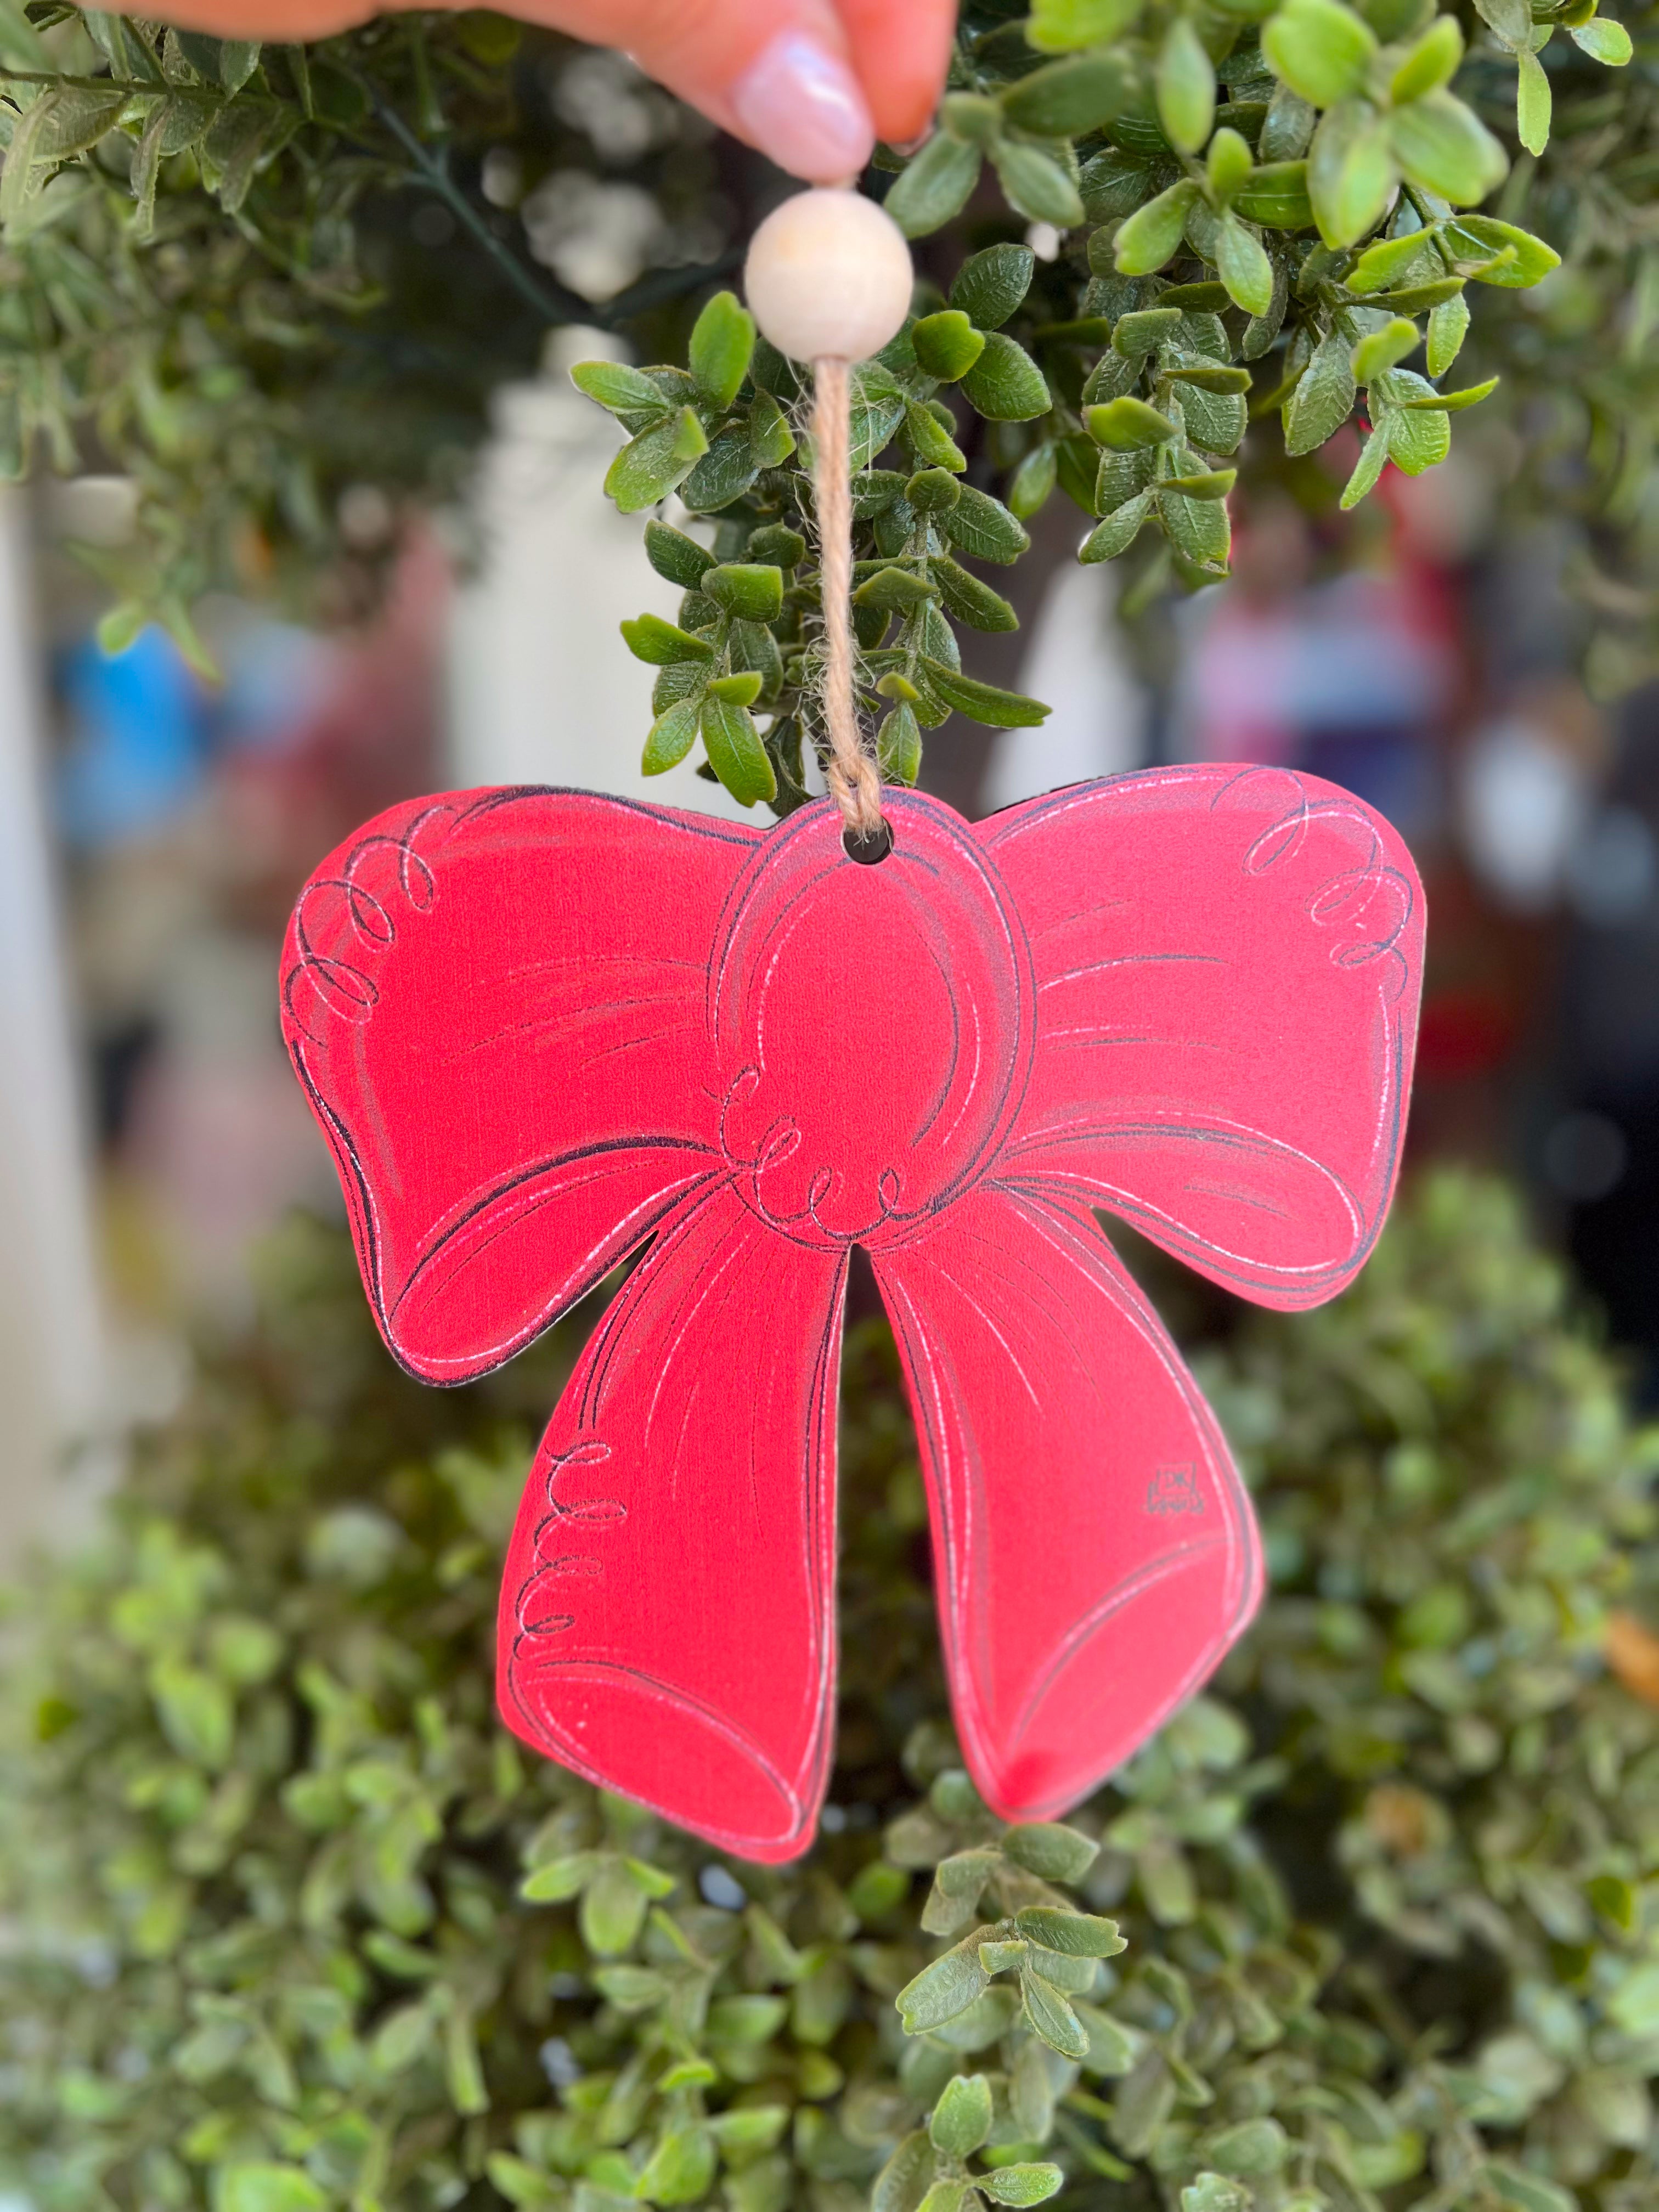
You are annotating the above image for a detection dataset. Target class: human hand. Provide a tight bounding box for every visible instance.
[141,0,956,183]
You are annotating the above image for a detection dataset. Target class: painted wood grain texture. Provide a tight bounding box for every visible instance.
[280,772,1424,1860]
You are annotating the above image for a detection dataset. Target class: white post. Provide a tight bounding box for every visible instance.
[448,347,752,819]
[0,487,106,1558]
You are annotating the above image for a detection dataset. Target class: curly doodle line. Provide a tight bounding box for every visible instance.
[281,808,452,1046]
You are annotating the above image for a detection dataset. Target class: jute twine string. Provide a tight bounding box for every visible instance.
[811,356,885,843]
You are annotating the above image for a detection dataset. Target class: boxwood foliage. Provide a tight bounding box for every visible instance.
[4,1172,1659,2212]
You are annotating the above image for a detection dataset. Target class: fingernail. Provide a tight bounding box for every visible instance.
[729,29,876,184]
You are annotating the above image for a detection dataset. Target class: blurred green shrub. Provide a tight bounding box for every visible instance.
[3,1171,1659,2212]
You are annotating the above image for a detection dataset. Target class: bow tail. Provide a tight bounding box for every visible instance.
[872,1183,1262,1822]
[498,1180,847,1861]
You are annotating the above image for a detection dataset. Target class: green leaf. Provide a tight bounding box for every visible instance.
[1390,15,1463,100]
[978,1936,1030,1971]
[619,613,714,666]
[1156,19,1216,154]
[0,0,52,69]
[930,2072,993,2155]
[1115,180,1199,274]
[521,1850,599,1901]
[644,520,714,590]
[605,409,708,514]
[1482,2164,1576,2212]
[885,134,983,238]
[199,100,282,216]
[1081,491,1154,561]
[908,467,962,514]
[640,696,701,776]
[704,563,783,622]
[945,484,1031,565]
[569,361,668,419]
[1570,15,1632,60]
[877,703,922,785]
[700,696,776,809]
[1416,374,1496,410]
[849,363,910,469]
[1233,160,1314,227]
[912,311,987,382]
[1001,54,1131,135]
[991,142,1086,228]
[1028,0,1146,49]
[1081,145,1159,219]
[1383,399,1449,472]
[709,2107,788,2152]
[1284,326,1358,450]
[689,290,755,412]
[1159,486,1232,566]
[1163,466,1237,496]
[1442,215,1560,286]
[1204,2119,1289,2176]
[940,92,1002,146]
[1426,289,1471,373]
[897,1940,992,2032]
[978,2166,1063,2208]
[1115,306,1186,357]
[905,399,968,472]
[921,659,1049,727]
[1012,1908,1126,1955]
[707,672,765,706]
[1515,46,1551,154]
[1020,1970,1090,2058]
[1181,2180,1250,2212]
[950,243,1037,330]
[1086,397,1179,448]
[1308,99,1397,248]
[854,566,940,612]
[1352,315,1420,380]
[151,1659,233,1770]
[1390,88,1509,202]
[1164,360,1253,392]
[874,2134,935,2212]
[1339,417,1392,506]
[1215,215,1275,315]
[934,556,1019,633]
[1008,443,1059,518]
[1262,0,1379,105]
[1347,227,1437,293]
[1475,0,1532,42]
[961,331,1052,422]
[636,2129,717,2207]
[748,389,796,466]
[1170,373,1246,444]
[216,2165,326,2212]
[1207,126,1254,201]
[1002,1823,1101,1882]
[916,2187,968,2212]
[680,427,760,514]
[580,1859,650,1954]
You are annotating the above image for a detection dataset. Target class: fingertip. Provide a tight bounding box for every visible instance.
[834,0,956,146]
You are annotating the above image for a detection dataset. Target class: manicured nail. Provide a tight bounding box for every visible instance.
[730,29,876,184]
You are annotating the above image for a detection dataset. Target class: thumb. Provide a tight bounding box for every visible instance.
[510,0,880,183]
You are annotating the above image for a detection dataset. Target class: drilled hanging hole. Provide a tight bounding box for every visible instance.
[843,822,894,866]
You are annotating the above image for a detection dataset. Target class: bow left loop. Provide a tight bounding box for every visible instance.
[280,789,759,1382]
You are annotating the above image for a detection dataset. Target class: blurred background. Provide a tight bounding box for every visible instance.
[1,36,1656,1562]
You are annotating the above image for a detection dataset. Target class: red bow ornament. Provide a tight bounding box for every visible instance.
[282,769,1423,1861]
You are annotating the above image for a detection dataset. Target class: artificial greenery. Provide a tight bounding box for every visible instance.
[5,1171,1659,2212]
[0,0,1651,782]
[569,0,1643,804]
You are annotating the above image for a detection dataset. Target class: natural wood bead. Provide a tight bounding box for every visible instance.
[743,188,913,365]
